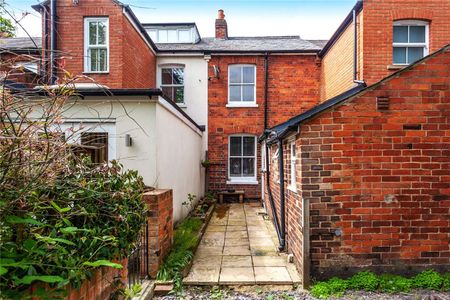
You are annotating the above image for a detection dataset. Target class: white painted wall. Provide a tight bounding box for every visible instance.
[53,95,204,222]
[155,98,204,221]
[156,55,208,152]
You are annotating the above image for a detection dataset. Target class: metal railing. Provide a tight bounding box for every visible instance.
[128,222,149,287]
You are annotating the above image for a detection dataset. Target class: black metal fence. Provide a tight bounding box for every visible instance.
[127,222,149,287]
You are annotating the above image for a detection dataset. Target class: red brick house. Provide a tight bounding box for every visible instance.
[0,37,42,88]
[259,0,450,284]
[264,43,449,284]
[5,0,448,286]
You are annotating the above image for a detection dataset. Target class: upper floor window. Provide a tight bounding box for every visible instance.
[84,18,109,73]
[148,28,192,43]
[228,135,257,183]
[228,65,256,106]
[161,67,184,105]
[393,20,428,65]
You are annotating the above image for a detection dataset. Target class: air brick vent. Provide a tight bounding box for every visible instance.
[377,97,390,110]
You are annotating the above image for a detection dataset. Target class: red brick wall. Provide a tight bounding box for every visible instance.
[207,54,320,198]
[143,189,173,278]
[264,140,305,280]
[295,47,449,279]
[41,0,156,88]
[362,0,450,85]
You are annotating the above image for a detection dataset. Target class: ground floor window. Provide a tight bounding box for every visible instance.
[54,122,116,163]
[228,135,256,182]
[289,141,297,192]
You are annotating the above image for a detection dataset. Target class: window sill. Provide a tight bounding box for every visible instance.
[83,71,110,74]
[177,104,187,108]
[387,64,407,70]
[226,180,258,185]
[226,103,259,108]
[287,186,297,193]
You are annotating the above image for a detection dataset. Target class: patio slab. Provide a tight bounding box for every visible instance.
[183,203,302,286]
[219,267,255,284]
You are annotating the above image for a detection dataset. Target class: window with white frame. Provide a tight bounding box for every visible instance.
[289,142,297,191]
[393,20,428,65]
[229,135,256,181]
[84,18,109,72]
[147,28,192,43]
[228,65,256,104]
[161,67,184,104]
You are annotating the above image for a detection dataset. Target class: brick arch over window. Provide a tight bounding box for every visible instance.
[391,9,433,21]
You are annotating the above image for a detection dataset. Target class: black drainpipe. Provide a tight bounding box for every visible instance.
[264,52,269,129]
[50,0,57,85]
[265,143,282,246]
[277,139,286,250]
[42,6,48,83]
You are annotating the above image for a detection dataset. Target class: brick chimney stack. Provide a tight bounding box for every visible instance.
[215,9,228,39]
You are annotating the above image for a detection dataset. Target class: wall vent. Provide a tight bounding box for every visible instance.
[403,124,422,130]
[377,97,390,110]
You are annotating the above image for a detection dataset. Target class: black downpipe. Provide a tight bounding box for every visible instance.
[50,0,57,85]
[264,53,269,130]
[277,140,286,250]
[265,143,283,245]
[353,9,357,81]
[42,7,48,82]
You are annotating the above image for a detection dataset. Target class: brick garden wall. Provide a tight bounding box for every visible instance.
[207,54,320,198]
[40,0,156,88]
[143,189,173,278]
[298,47,450,279]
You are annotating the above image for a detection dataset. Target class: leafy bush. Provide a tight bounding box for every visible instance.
[442,273,450,291]
[0,87,147,297]
[310,278,348,299]
[311,282,333,299]
[0,161,147,298]
[310,269,449,299]
[413,269,443,290]
[348,271,379,291]
[379,274,412,293]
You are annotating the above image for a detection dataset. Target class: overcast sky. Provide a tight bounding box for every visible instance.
[8,0,357,40]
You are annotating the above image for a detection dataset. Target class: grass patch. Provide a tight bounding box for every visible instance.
[310,269,448,299]
[157,217,203,294]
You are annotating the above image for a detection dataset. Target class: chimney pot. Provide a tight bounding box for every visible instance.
[215,9,228,39]
[218,9,225,19]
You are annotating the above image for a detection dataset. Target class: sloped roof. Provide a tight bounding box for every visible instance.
[0,37,41,52]
[266,43,450,143]
[156,36,321,53]
[307,40,328,49]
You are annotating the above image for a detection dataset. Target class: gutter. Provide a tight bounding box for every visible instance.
[319,0,363,57]
[156,49,320,55]
[26,87,205,132]
[264,52,270,130]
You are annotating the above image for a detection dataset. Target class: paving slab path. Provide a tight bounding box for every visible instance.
[184,203,302,286]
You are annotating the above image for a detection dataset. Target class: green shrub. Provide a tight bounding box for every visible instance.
[348,271,379,291]
[442,273,450,291]
[310,277,348,299]
[311,282,333,299]
[0,160,146,298]
[413,269,443,290]
[157,216,203,295]
[379,274,412,293]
